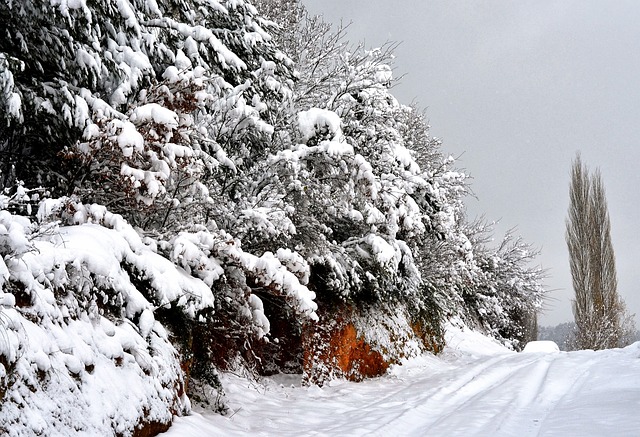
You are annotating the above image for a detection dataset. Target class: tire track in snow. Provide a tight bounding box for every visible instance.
[317,353,519,436]
[163,344,640,437]
[529,354,600,435]
[415,353,544,435]
[367,352,542,436]
[483,353,597,436]
[372,352,600,437]
[465,354,561,436]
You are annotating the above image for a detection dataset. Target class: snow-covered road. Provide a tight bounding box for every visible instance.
[162,328,640,436]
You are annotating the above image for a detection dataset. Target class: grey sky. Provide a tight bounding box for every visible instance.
[302,0,640,326]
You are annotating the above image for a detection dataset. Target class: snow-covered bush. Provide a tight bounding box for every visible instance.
[65,71,218,231]
[0,193,319,432]
[0,199,218,435]
[444,221,545,350]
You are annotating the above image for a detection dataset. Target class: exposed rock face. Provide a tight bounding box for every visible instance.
[302,302,443,385]
[131,420,171,437]
[304,318,390,385]
[411,320,444,355]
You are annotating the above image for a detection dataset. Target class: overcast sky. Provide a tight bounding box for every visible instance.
[302,0,640,326]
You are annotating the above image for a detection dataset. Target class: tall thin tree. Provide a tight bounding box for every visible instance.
[566,154,633,349]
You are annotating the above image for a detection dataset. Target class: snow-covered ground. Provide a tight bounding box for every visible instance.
[162,326,640,436]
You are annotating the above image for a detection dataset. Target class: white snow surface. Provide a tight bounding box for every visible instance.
[297,108,343,142]
[162,325,640,437]
[522,340,561,354]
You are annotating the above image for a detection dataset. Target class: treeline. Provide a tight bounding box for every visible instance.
[0,0,545,434]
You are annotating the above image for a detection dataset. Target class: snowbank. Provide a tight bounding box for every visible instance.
[522,340,560,353]
[443,322,513,359]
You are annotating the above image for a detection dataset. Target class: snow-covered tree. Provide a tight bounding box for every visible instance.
[470,226,545,349]
[254,1,456,305]
[0,0,321,418]
[252,0,547,356]
[0,0,293,194]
